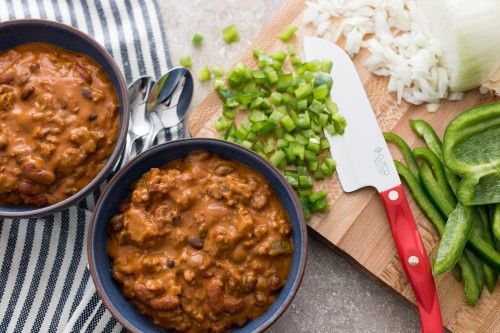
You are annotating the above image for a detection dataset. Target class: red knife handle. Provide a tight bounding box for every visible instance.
[380,184,444,333]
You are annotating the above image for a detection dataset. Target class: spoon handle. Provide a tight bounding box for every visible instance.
[143,111,163,151]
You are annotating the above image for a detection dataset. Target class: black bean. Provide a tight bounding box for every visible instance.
[89,113,98,121]
[81,87,93,100]
[167,259,175,268]
[188,236,205,250]
[172,216,180,226]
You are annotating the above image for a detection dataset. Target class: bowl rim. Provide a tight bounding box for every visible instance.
[88,137,308,333]
[0,18,129,219]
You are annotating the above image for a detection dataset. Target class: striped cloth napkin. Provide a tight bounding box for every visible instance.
[0,1,184,332]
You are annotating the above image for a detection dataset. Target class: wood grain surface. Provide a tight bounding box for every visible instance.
[188,1,500,332]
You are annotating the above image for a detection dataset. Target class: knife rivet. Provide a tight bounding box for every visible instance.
[388,190,399,201]
[408,256,419,266]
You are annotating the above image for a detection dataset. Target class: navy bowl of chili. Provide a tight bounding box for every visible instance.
[0,19,128,218]
[88,138,308,333]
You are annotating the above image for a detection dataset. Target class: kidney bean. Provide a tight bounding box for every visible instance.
[109,214,124,232]
[269,274,283,293]
[242,272,257,293]
[254,291,268,307]
[75,64,92,84]
[214,164,234,176]
[236,318,250,328]
[29,63,40,72]
[22,159,56,185]
[0,91,14,111]
[133,282,154,304]
[21,84,35,100]
[208,323,226,333]
[206,277,224,314]
[223,296,245,314]
[0,71,15,85]
[24,194,48,206]
[149,295,180,311]
[17,180,46,196]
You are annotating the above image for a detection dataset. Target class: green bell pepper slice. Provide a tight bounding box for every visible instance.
[442,102,500,205]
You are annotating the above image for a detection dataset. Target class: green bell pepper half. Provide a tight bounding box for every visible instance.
[442,102,500,205]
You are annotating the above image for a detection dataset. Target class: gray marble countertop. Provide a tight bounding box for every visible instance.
[158,1,422,332]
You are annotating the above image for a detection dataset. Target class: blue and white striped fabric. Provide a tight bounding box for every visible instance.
[0,1,183,332]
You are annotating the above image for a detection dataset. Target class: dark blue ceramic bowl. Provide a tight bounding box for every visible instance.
[88,138,308,333]
[0,19,128,218]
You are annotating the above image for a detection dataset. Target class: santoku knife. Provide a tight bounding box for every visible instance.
[303,36,444,333]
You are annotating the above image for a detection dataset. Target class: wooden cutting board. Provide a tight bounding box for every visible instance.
[188,0,500,331]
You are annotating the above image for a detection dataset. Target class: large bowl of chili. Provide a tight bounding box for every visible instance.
[88,138,308,333]
[0,19,128,218]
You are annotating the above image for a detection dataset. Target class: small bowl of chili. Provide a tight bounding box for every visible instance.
[0,19,128,219]
[88,138,308,333]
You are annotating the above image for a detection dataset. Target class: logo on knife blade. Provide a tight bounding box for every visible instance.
[374,147,390,176]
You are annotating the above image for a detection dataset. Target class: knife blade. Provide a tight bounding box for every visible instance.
[303,36,444,333]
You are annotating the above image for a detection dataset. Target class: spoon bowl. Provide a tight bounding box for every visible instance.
[143,67,194,149]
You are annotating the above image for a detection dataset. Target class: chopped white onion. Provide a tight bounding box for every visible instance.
[303,0,500,111]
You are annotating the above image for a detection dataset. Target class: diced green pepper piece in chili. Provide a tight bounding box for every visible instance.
[222,24,240,43]
[192,32,204,46]
[279,25,298,42]
[442,102,500,205]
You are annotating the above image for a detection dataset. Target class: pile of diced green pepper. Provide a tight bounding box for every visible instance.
[214,45,346,218]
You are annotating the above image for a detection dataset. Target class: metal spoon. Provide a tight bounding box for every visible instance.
[142,67,194,150]
[121,76,155,163]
